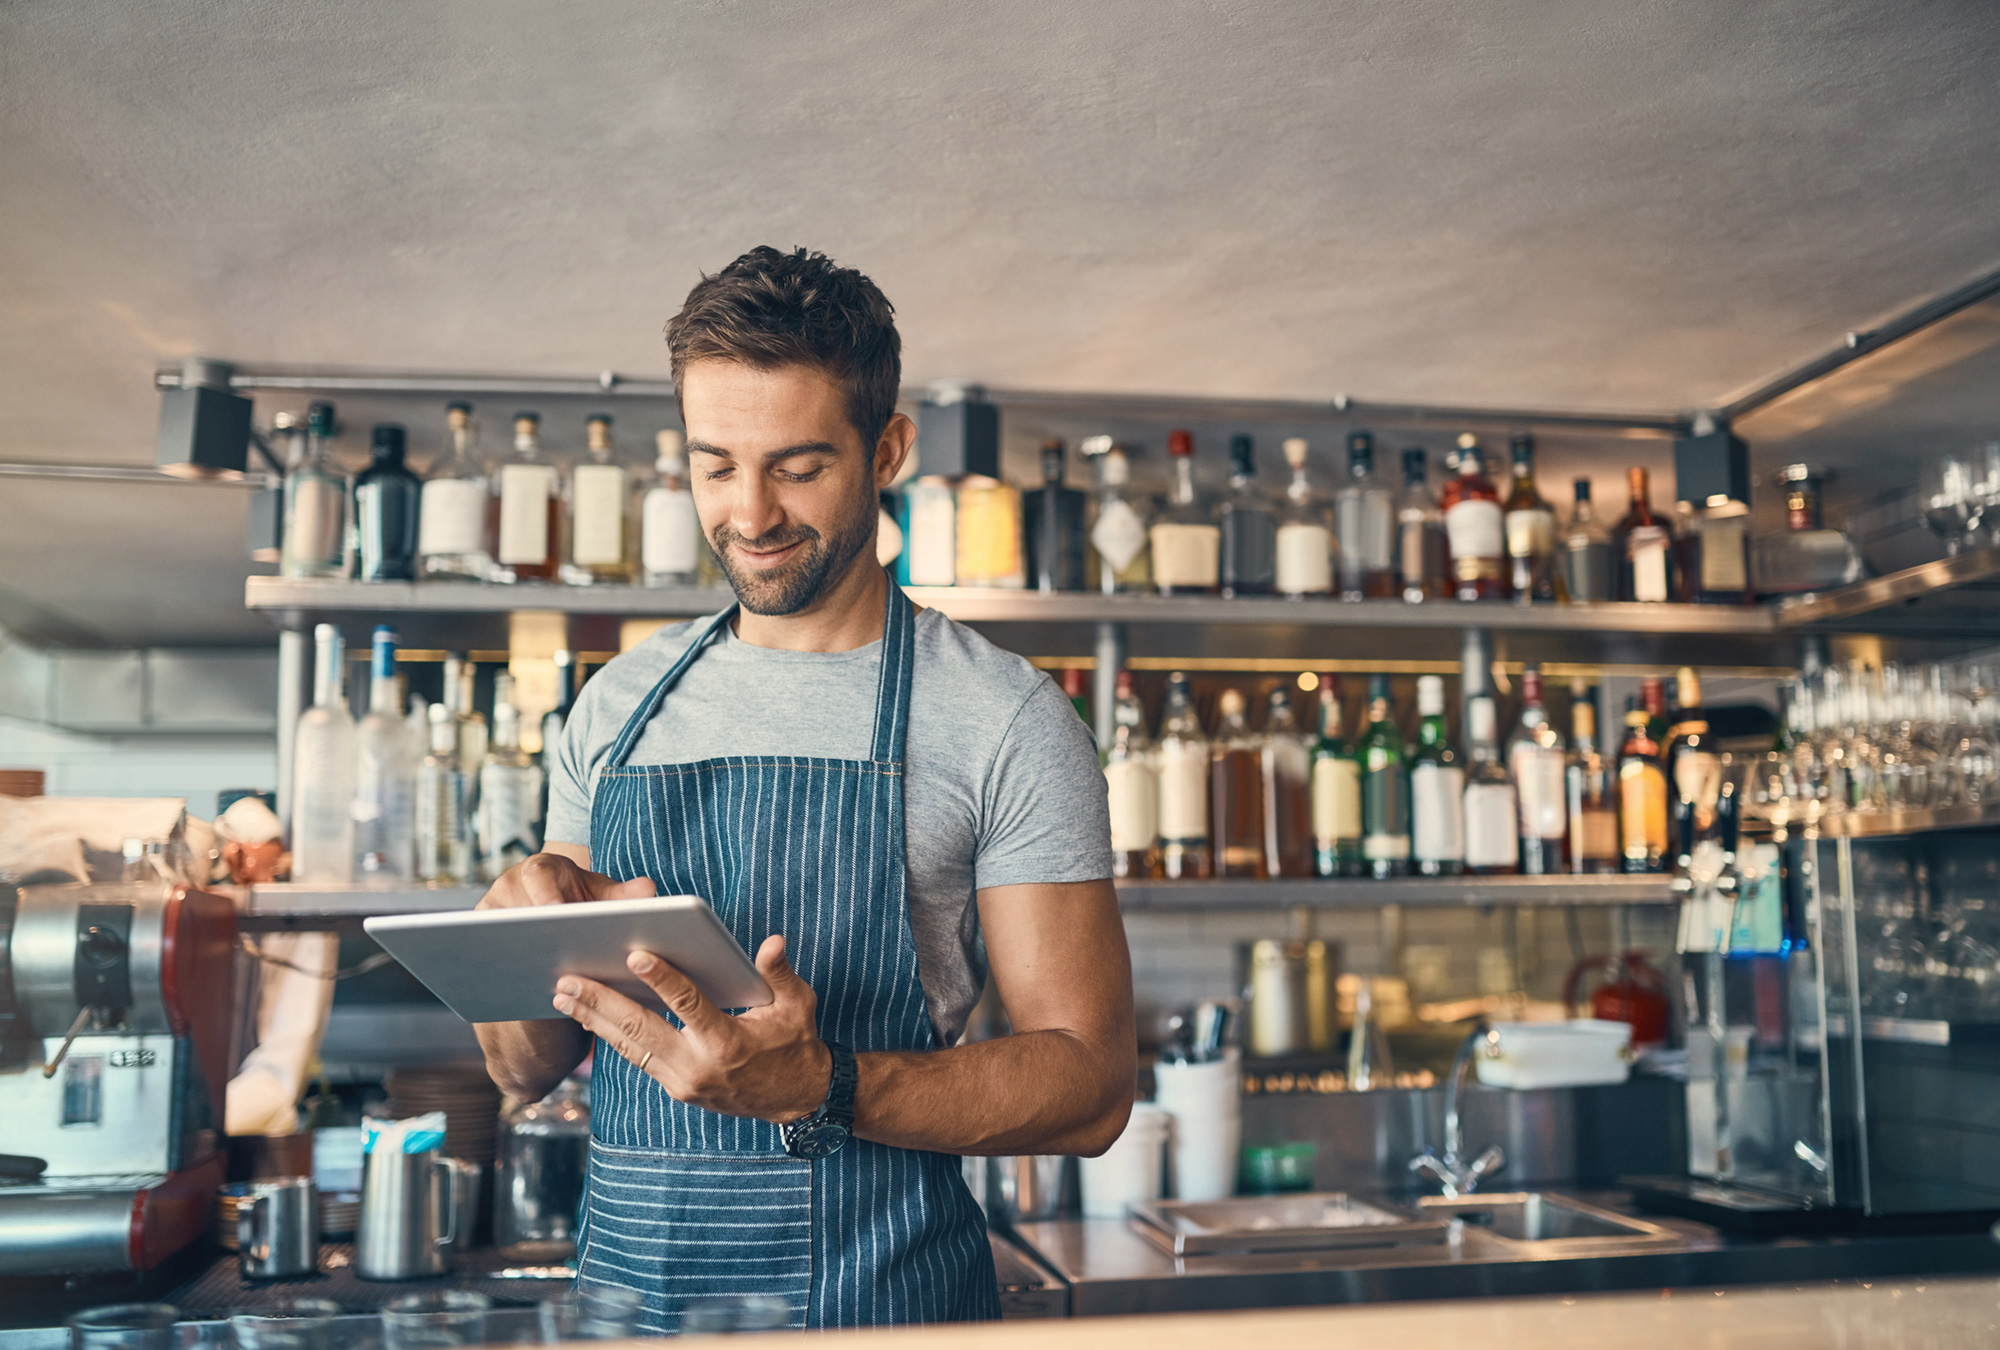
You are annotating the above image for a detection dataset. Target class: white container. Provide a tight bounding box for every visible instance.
[1154,1051,1241,1202]
[1080,1103,1170,1219]
[1475,1018,1633,1090]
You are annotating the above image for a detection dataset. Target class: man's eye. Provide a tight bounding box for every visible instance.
[778,468,825,483]
[703,467,734,482]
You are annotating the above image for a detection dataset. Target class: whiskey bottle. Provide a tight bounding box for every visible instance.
[955,473,1026,588]
[1210,688,1267,878]
[1462,695,1519,876]
[1261,687,1314,877]
[354,425,422,582]
[1503,433,1560,603]
[640,430,701,586]
[1565,687,1620,874]
[1151,430,1221,594]
[1157,672,1212,879]
[1310,677,1364,877]
[567,413,631,583]
[1559,477,1614,602]
[1507,665,1568,874]
[1397,447,1449,603]
[1359,675,1412,877]
[1336,431,1397,599]
[492,412,563,582]
[1410,674,1465,877]
[1274,438,1334,597]
[1441,435,1506,600]
[418,402,493,582]
[1618,700,1669,873]
[1219,434,1277,597]
[1614,466,1673,603]
[1103,669,1160,879]
[1024,439,1088,592]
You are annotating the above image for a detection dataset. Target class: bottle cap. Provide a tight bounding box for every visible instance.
[1218,688,1246,717]
[370,424,407,460]
[1401,447,1426,481]
[1228,434,1255,476]
[1100,447,1131,486]
[1510,432,1534,463]
[1168,429,1194,458]
[587,415,614,452]
[1282,437,1309,470]
[1115,668,1136,696]
[655,428,687,469]
[1573,477,1592,502]
[371,626,399,679]
[307,402,336,436]
[445,401,473,417]
[1368,673,1391,700]
[1041,439,1065,482]
[1521,666,1544,705]
[1457,432,1478,450]
[1416,675,1445,716]
[1346,431,1374,471]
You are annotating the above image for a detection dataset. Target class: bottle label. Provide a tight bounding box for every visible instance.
[1620,763,1668,857]
[956,483,1025,585]
[1412,763,1466,862]
[1699,517,1748,592]
[1573,807,1619,862]
[1362,766,1411,860]
[1505,507,1555,561]
[1150,523,1221,589]
[1311,756,1363,842]
[1104,758,1159,852]
[285,475,347,571]
[1511,744,1567,839]
[642,486,701,575]
[1564,540,1613,603]
[1445,499,1504,579]
[1675,749,1724,823]
[418,479,488,557]
[1157,742,1210,841]
[904,486,957,586]
[1464,782,1519,868]
[1629,526,1670,602]
[1091,499,1148,572]
[498,465,555,564]
[570,464,627,565]
[1275,522,1334,595]
[1362,494,1396,570]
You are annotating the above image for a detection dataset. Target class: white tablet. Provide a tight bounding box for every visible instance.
[363,896,774,1024]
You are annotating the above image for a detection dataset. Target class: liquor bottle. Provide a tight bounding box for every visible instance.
[492,412,562,582]
[1024,439,1088,592]
[418,402,493,582]
[1618,699,1669,873]
[291,623,356,883]
[1157,672,1213,879]
[1218,434,1277,597]
[354,424,422,582]
[1310,678,1364,877]
[1151,430,1221,595]
[1565,686,1619,874]
[1690,498,1753,604]
[1441,435,1506,601]
[1102,669,1160,879]
[1640,675,1669,743]
[1462,695,1518,876]
[1665,666,1723,833]
[281,402,349,579]
[354,626,416,883]
[442,655,488,794]
[1409,674,1465,877]
[1081,437,1151,593]
[1614,466,1673,603]
[1397,447,1448,603]
[1560,477,1614,602]
[640,430,701,586]
[1507,666,1568,874]
[1753,464,1865,595]
[415,702,469,885]
[1358,675,1412,878]
[1261,687,1314,877]
[956,473,1026,588]
[1274,438,1333,597]
[899,476,957,586]
[1335,431,1396,599]
[541,648,576,777]
[568,413,631,584]
[1061,667,1091,725]
[1503,433,1560,603]
[478,698,545,882]
[1209,688,1267,878]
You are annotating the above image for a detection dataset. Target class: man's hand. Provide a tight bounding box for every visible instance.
[551,935,832,1124]
[475,850,658,912]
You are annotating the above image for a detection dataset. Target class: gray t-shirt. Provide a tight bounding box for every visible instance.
[545,606,1113,1046]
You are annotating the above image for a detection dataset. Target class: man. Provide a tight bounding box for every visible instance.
[474,246,1134,1331]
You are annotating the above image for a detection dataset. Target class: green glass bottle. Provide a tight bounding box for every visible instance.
[1359,675,1412,878]
[1310,677,1364,877]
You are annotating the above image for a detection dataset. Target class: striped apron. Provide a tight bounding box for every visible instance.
[578,588,999,1332]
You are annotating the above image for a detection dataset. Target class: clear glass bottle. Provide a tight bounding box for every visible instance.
[1507,666,1569,875]
[292,623,356,883]
[1274,437,1334,598]
[1560,477,1614,602]
[1081,437,1151,593]
[567,413,631,584]
[1024,439,1088,592]
[492,412,563,582]
[354,625,415,884]
[354,425,422,582]
[1102,669,1160,879]
[1397,447,1449,603]
[1618,699,1669,873]
[1614,465,1673,603]
[899,476,957,586]
[1410,674,1465,877]
[1462,695,1519,876]
[415,702,469,885]
[1503,433,1561,603]
[955,474,1026,588]
[1151,430,1221,595]
[1209,688,1266,878]
[479,698,545,882]
[1261,687,1314,877]
[1566,686,1620,874]
[1156,671,1213,879]
[640,430,701,586]
[1311,677,1364,877]
[1753,464,1866,594]
[419,402,493,582]
[1218,434,1277,597]
[1336,431,1396,599]
[1358,675,1412,878]
[442,655,488,795]
[282,402,350,579]
[1441,435,1506,601]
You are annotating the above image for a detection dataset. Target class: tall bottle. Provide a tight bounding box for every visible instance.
[1410,675,1466,877]
[1397,447,1448,603]
[641,430,701,586]
[1441,435,1506,601]
[1614,466,1673,603]
[1665,666,1722,833]
[281,402,350,579]
[1274,438,1334,598]
[1503,433,1561,603]
[354,425,422,582]
[1156,672,1213,879]
[1641,675,1669,743]
[479,699,545,881]
[899,476,957,586]
[1507,666,1569,874]
[418,402,493,582]
[1082,438,1151,593]
[1218,435,1277,597]
[442,655,488,793]
[1310,678,1364,877]
[415,703,469,885]
[1566,687,1620,874]
[1261,688,1314,877]
[1209,688,1266,878]
[1151,431,1221,595]
[1618,700,1670,873]
[1024,439,1088,592]
[354,626,415,883]
[1560,477,1614,602]
[291,623,356,883]
[1102,670,1160,879]
[568,413,631,584]
[956,471,1026,588]
[1462,695,1518,876]
[1358,676,1412,878]
[1336,431,1397,600]
[493,412,562,582]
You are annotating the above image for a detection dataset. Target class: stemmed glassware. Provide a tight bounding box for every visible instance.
[1774,658,2000,817]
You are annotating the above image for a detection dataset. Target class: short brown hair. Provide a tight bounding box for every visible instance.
[666,246,902,451]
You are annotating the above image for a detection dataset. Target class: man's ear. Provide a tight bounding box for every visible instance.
[875,412,917,490]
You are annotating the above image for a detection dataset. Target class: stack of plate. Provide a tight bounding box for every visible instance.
[319,1190,361,1238]
[213,1184,249,1250]
[385,1064,503,1162]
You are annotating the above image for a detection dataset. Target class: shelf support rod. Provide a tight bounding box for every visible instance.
[1093,622,1128,747]
[274,624,306,834]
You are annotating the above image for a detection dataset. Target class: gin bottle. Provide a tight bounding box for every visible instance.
[1310,678,1364,877]
[1274,438,1334,597]
[292,623,356,883]
[1358,675,1412,877]
[353,425,422,582]
[1397,447,1449,603]
[567,413,631,584]
[641,430,701,586]
[1410,674,1465,876]
[492,412,562,582]
[1024,439,1088,592]
[418,402,493,582]
[281,402,349,578]
[1462,695,1519,875]
[1150,431,1220,595]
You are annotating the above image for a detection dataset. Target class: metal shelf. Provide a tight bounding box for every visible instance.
[241,883,482,924]
[1114,874,1674,909]
[1775,546,2000,629]
[1812,800,2000,840]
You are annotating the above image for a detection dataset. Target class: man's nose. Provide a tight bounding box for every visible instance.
[727,471,787,543]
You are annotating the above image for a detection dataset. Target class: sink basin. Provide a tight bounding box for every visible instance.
[1417,1192,1676,1246]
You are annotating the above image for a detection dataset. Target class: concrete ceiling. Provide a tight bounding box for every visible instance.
[3,0,2000,644]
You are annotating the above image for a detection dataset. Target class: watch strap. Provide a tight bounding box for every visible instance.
[820,1041,857,1127]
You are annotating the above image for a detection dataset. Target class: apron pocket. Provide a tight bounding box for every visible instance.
[580,1141,813,1334]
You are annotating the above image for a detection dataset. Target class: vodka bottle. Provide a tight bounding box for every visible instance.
[415,703,469,885]
[479,699,545,881]
[1462,695,1519,875]
[1410,674,1465,876]
[354,425,422,582]
[281,403,349,579]
[640,430,701,586]
[1508,666,1569,874]
[1156,671,1212,878]
[1081,437,1151,593]
[292,623,356,883]
[419,402,493,582]
[353,626,416,883]
[1310,678,1364,877]
[1335,431,1396,599]
[1274,437,1334,597]
[492,412,562,581]
[1150,431,1220,594]
[1218,434,1277,597]
[568,413,631,583]
[1102,669,1160,879]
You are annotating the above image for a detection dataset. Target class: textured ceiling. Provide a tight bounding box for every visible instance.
[3,0,2000,644]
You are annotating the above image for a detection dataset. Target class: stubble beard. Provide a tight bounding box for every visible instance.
[711,488,876,617]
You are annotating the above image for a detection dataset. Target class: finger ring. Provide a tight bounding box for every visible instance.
[638,1050,653,1073]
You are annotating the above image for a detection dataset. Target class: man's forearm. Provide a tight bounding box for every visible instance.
[477,1018,591,1104]
[852,1029,1133,1158]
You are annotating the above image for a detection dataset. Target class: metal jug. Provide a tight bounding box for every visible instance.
[357,1147,461,1280]
[238,1176,319,1279]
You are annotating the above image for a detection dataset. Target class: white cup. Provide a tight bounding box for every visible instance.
[1153,1051,1241,1203]
[1080,1103,1170,1218]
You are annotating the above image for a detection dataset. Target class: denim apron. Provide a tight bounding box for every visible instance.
[577,590,999,1331]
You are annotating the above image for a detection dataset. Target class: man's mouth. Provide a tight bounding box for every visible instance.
[732,538,808,570]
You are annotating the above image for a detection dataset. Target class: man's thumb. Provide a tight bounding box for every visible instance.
[756,934,801,986]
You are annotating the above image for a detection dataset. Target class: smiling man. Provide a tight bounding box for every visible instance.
[472,246,1134,1332]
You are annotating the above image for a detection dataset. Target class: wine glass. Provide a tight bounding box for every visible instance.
[1922,454,1984,556]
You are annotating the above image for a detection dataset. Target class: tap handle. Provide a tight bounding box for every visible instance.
[1467,1145,1505,1184]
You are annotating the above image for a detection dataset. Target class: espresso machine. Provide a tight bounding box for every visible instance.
[0,878,237,1274]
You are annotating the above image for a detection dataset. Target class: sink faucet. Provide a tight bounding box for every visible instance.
[1408,1024,1505,1198]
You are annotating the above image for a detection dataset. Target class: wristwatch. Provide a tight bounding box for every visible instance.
[782,1041,856,1159]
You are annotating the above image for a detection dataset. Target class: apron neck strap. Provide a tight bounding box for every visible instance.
[604,605,737,768]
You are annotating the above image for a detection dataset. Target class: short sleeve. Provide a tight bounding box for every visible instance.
[543,684,604,847]
[971,676,1114,889]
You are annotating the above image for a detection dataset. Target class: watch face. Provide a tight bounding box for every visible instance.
[791,1120,851,1159]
